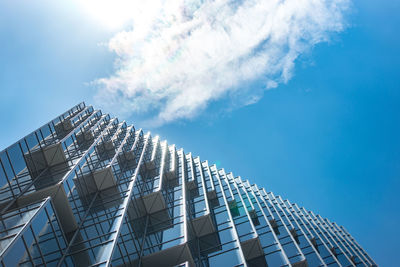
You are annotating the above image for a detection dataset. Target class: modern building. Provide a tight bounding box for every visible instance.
[0,102,376,267]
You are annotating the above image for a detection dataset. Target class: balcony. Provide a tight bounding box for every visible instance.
[54,118,73,138]
[73,166,117,197]
[96,140,116,161]
[117,150,137,170]
[24,143,68,182]
[241,237,268,267]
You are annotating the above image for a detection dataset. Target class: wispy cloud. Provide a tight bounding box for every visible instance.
[94,0,349,126]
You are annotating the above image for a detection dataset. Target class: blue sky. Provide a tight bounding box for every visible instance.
[0,0,399,265]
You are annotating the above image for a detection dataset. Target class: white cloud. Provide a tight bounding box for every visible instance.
[94,0,349,126]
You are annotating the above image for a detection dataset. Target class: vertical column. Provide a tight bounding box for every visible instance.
[239,182,292,266]
[273,194,325,266]
[306,210,354,266]
[208,164,247,266]
[323,218,369,266]
[58,129,147,266]
[290,202,341,266]
[260,189,307,266]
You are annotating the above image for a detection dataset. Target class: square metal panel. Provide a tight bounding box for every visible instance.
[73,167,116,196]
[25,142,68,178]
[207,190,217,200]
[142,191,166,214]
[186,180,197,191]
[198,232,222,256]
[144,159,156,170]
[96,140,116,160]
[93,167,116,191]
[191,214,216,237]
[54,119,73,137]
[292,259,309,267]
[117,151,137,170]
[165,169,176,180]
[76,130,94,144]
[141,243,194,267]
[241,237,264,260]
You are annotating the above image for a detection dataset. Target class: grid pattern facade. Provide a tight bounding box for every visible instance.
[0,102,376,267]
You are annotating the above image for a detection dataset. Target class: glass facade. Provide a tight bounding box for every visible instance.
[0,102,377,267]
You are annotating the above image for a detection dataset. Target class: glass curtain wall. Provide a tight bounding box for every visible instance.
[0,102,377,267]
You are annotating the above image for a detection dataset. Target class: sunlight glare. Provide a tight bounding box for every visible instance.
[79,0,137,30]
